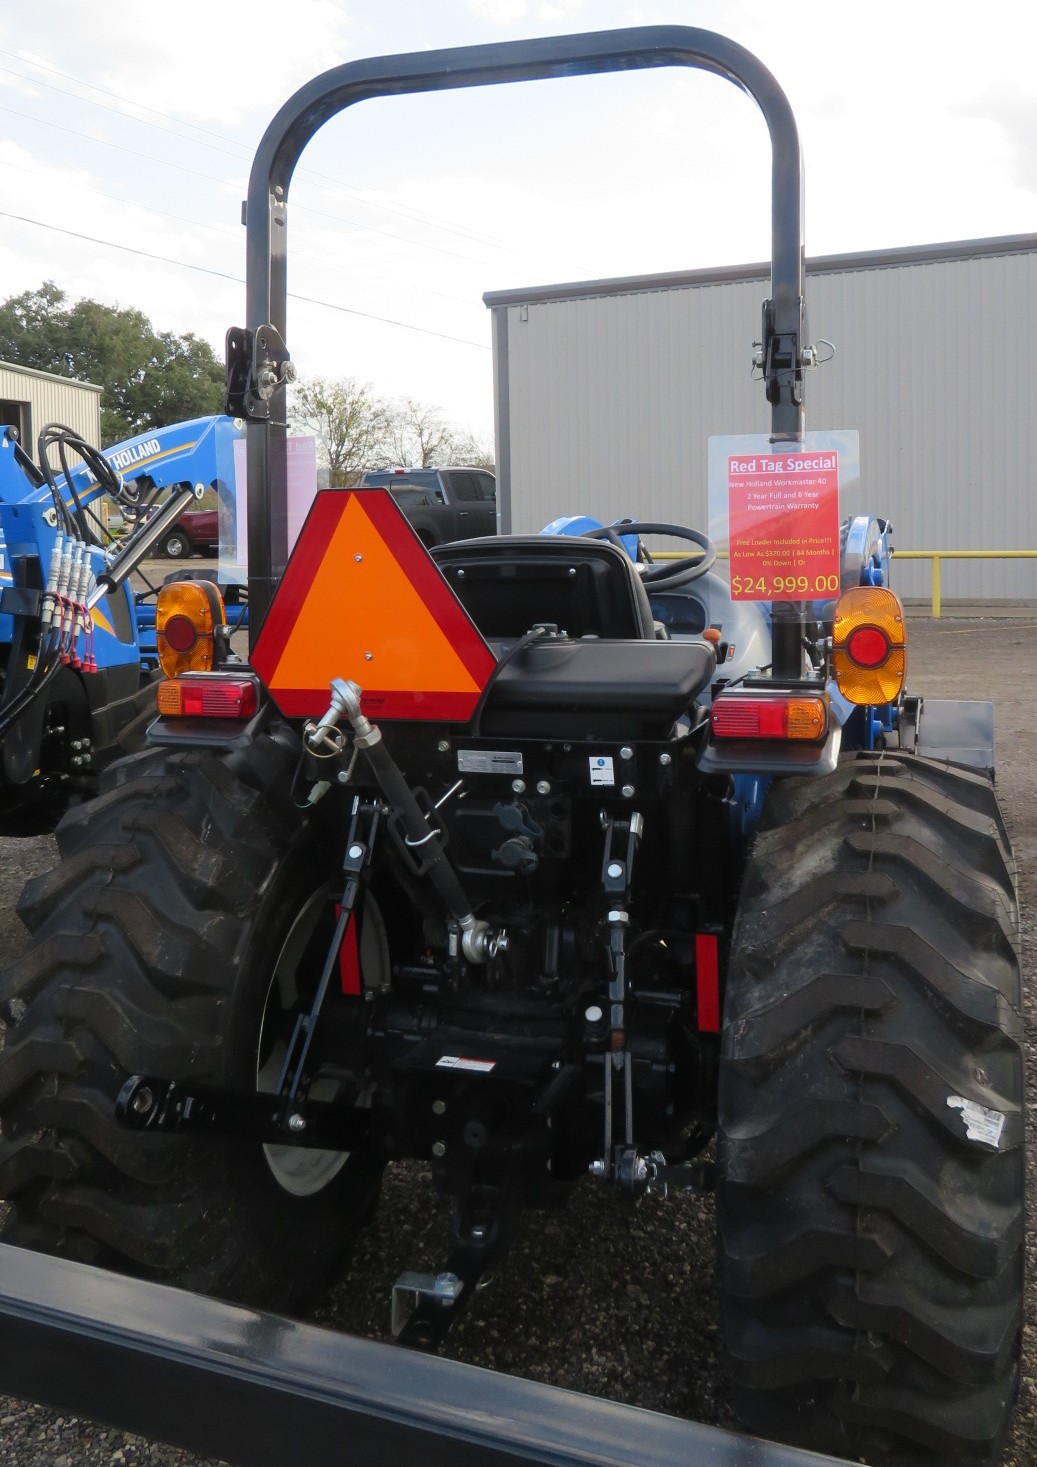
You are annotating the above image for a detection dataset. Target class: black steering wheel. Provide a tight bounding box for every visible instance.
[582,521,717,591]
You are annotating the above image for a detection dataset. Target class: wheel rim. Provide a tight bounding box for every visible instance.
[257,885,388,1197]
[166,536,185,556]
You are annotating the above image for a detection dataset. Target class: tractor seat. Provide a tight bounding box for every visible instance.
[430,535,658,641]
[431,536,715,739]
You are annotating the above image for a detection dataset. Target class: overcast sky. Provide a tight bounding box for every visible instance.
[1,1,1034,442]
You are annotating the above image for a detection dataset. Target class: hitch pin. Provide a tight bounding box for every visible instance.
[304,679,361,755]
[304,721,347,756]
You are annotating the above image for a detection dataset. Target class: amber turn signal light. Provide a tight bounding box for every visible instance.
[156,580,226,678]
[832,587,906,706]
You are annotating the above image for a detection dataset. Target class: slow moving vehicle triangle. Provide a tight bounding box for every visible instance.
[252,488,496,720]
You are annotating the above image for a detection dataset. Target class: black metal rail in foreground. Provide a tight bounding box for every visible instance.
[0,1242,854,1467]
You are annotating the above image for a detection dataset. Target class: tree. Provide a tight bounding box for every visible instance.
[384,397,494,470]
[288,376,495,485]
[0,282,225,444]
[443,429,496,472]
[288,376,392,486]
[383,397,457,468]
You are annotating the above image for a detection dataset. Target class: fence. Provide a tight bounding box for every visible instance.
[891,551,1037,618]
[655,548,1037,619]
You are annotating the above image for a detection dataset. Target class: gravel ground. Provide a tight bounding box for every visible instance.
[0,614,1032,1467]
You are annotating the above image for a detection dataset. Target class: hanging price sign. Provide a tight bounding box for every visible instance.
[727,450,841,601]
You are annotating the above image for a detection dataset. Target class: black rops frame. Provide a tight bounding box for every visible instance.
[231,26,808,652]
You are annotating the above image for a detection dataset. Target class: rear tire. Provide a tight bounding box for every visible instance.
[717,752,1023,1466]
[0,733,384,1312]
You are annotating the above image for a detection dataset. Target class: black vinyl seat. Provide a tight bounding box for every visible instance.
[431,535,658,642]
[430,535,714,738]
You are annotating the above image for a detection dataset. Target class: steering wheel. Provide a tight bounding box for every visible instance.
[582,521,717,590]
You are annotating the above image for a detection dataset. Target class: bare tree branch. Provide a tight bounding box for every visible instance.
[288,377,391,486]
[289,377,494,483]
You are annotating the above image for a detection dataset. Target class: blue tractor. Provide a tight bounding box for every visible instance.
[0,26,1022,1467]
[0,414,241,830]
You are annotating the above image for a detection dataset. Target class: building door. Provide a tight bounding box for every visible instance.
[0,399,31,446]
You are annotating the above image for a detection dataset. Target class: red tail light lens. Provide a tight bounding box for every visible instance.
[163,613,201,654]
[710,694,828,742]
[157,674,258,720]
[846,625,890,668]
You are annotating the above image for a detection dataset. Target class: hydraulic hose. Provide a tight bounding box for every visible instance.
[307,678,504,963]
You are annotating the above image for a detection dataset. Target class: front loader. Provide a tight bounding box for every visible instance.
[0,413,242,832]
[0,26,1023,1467]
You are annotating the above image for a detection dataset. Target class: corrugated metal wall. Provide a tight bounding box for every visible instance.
[489,239,1037,600]
[0,362,103,450]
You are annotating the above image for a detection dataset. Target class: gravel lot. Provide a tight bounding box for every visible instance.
[0,613,1033,1467]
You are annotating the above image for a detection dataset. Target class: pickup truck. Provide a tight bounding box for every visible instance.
[157,467,497,558]
[359,467,497,547]
[158,508,218,559]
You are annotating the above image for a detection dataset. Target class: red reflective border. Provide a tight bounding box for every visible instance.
[252,489,495,721]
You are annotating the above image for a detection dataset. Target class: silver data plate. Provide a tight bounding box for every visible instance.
[457,749,524,775]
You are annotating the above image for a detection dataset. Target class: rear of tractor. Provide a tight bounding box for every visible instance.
[0,26,1023,1467]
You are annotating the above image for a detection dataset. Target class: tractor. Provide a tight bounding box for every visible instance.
[0,413,243,832]
[0,26,1022,1467]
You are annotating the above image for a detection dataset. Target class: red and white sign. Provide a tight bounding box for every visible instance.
[727,450,841,601]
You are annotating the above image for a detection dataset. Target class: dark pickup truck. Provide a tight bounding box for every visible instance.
[359,467,497,547]
[157,467,497,558]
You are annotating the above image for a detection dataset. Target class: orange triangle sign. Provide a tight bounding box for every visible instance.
[252,489,496,721]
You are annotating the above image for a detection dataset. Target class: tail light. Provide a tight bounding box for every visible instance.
[156,580,226,677]
[157,672,259,720]
[710,692,828,742]
[832,587,906,705]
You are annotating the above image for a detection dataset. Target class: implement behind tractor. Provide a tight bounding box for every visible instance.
[0,26,1023,1467]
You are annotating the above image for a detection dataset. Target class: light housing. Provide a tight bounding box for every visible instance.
[832,586,906,705]
[710,691,828,742]
[156,672,259,720]
[156,580,226,678]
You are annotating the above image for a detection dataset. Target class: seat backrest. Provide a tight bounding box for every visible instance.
[431,535,657,641]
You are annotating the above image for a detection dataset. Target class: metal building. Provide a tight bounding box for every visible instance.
[485,233,1037,602]
[0,360,102,453]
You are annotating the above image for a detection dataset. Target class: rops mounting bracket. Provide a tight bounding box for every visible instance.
[225,324,296,421]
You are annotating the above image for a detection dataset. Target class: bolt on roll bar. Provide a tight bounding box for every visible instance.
[230,25,806,638]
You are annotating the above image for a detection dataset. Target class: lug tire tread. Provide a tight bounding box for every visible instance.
[0,738,380,1312]
[718,751,1023,1465]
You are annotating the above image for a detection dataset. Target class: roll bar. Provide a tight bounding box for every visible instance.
[229,26,806,635]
